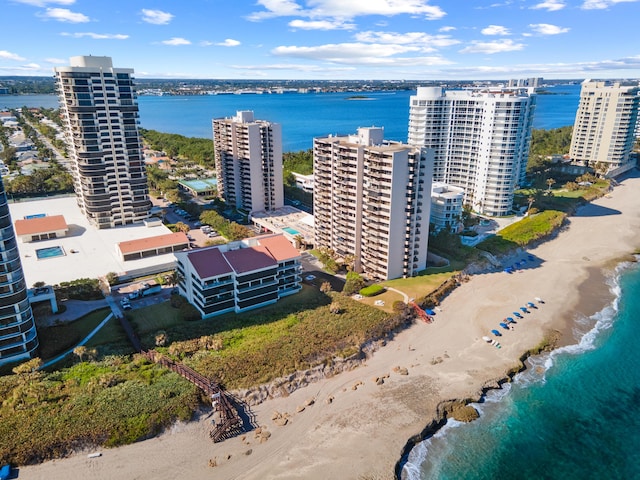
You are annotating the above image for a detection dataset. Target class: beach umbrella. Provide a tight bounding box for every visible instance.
[535,297,545,304]
[520,307,529,313]
[491,329,502,337]
[482,336,492,343]
[506,317,515,323]
[425,309,436,316]
[528,255,535,261]
[527,302,537,308]
[499,322,510,330]
[513,311,523,318]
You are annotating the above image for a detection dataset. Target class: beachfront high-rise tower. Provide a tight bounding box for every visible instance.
[569,80,640,177]
[408,86,536,217]
[0,177,38,366]
[55,56,151,229]
[313,127,433,281]
[212,111,284,213]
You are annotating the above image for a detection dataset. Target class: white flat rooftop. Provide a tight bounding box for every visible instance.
[9,196,177,286]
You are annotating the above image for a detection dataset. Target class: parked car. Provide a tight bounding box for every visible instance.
[120,298,132,310]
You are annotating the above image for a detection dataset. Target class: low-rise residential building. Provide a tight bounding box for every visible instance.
[291,172,314,193]
[175,234,301,318]
[430,182,464,232]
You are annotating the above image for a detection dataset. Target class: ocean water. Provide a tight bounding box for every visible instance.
[402,261,640,479]
[0,84,580,152]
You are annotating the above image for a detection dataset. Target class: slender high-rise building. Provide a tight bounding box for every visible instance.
[55,56,151,228]
[569,80,640,177]
[0,178,38,366]
[408,86,536,217]
[314,127,433,281]
[212,111,283,213]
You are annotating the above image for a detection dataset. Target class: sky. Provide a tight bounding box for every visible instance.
[1,0,640,80]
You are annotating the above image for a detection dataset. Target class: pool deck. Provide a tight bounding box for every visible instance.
[250,206,314,245]
[10,196,178,286]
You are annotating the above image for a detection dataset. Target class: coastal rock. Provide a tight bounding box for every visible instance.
[449,404,480,423]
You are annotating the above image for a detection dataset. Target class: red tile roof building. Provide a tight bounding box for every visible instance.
[175,234,301,318]
[116,232,189,261]
[14,215,69,243]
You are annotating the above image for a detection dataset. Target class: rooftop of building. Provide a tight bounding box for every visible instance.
[9,196,178,286]
[117,232,188,255]
[182,234,299,280]
[14,214,68,236]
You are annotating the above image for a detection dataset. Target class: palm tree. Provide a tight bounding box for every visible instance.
[73,346,87,363]
[546,178,556,193]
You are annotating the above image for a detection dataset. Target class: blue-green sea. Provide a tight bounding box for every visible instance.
[402,261,640,479]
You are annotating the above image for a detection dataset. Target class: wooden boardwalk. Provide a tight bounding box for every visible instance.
[116,313,243,442]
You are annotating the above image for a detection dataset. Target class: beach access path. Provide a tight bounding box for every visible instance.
[22,170,640,480]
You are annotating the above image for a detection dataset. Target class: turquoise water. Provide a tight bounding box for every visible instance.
[0,84,581,151]
[35,246,65,259]
[282,227,300,236]
[402,261,640,479]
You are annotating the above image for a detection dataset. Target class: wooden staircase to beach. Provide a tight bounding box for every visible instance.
[116,311,243,442]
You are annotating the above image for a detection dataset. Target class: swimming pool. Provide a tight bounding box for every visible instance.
[282,227,300,236]
[35,246,65,260]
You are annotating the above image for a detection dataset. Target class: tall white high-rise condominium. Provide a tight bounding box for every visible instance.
[569,80,640,177]
[212,111,283,213]
[55,56,151,229]
[0,178,38,366]
[408,86,536,217]
[314,127,433,281]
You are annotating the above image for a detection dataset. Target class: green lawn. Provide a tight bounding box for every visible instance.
[37,308,112,360]
[383,271,458,301]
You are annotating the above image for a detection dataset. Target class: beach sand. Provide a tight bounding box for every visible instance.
[22,171,640,480]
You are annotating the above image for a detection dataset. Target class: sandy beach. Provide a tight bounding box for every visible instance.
[21,170,640,480]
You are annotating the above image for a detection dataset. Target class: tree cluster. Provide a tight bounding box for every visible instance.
[3,160,73,195]
[140,128,215,167]
[199,210,252,241]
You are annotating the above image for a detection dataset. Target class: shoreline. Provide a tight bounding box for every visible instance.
[20,170,640,480]
[394,256,630,477]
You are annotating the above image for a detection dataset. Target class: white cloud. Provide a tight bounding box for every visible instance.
[249,0,446,21]
[41,7,89,22]
[271,42,454,67]
[216,39,241,47]
[581,0,638,8]
[529,23,569,35]
[531,0,566,10]
[439,26,456,32]
[199,41,214,46]
[481,25,511,35]
[247,0,303,20]
[161,37,191,46]
[141,9,174,25]
[459,39,525,54]
[61,32,129,40]
[354,31,460,49]
[44,57,67,64]
[0,50,26,61]
[12,0,74,6]
[289,19,356,30]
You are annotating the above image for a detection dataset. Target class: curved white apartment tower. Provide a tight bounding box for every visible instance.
[55,56,151,229]
[408,86,535,217]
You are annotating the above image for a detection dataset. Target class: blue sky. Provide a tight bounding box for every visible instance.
[1,0,639,79]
